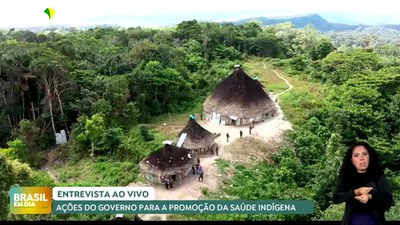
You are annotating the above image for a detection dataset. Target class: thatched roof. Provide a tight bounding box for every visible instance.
[139,144,193,176]
[203,66,275,117]
[253,78,265,88]
[178,117,217,149]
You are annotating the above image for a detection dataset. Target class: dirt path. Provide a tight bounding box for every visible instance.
[263,63,294,101]
[128,69,294,221]
[45,168,59,184]
[43,149,61,184]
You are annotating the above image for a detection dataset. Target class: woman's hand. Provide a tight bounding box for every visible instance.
[355,194,372,204]
[354,187,373,196]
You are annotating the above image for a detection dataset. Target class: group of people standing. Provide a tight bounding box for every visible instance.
[162,159,205,190]
[226,121,255,142]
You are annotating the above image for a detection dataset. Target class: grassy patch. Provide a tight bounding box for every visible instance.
[148,104,204,139]
[53,157,139,187]
[244,57,289,93]
[278,84,326,125]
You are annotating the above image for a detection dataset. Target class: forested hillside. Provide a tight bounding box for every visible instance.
[227,14,361,32]
[1,21,399,221]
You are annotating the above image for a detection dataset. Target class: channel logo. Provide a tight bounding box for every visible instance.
[10,187,52,214]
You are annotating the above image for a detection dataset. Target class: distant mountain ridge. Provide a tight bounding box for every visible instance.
[222,14,400,33]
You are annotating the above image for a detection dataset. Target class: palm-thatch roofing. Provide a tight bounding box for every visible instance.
[203,66,275,118]
[178,117,217,149]
[253,77,265,88]
[139,144,193,175]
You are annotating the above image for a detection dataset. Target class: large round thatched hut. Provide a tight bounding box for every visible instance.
[203,65,275,125]
[177,116,218,155]
[139,144,194,184]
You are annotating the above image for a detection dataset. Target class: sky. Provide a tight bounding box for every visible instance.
[0,0,399,28]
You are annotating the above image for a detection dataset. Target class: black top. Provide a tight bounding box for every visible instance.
[348,173,376,215]
[333,173,393,225]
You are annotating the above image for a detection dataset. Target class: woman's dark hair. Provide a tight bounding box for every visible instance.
[339,141,383,186]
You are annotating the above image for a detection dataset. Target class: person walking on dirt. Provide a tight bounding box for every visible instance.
[198,164,204,182]
[240,130,243,138]
[164,177,170,190]
[249,125,252,134]
[226,132,230,142]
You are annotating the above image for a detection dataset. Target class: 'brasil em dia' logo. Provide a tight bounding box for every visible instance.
[10,187,52,214]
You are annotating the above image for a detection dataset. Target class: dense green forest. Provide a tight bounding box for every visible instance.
[1,21,399,221]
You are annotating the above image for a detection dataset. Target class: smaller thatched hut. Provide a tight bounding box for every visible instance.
[139,143,194,184]
[177,116,218,155]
